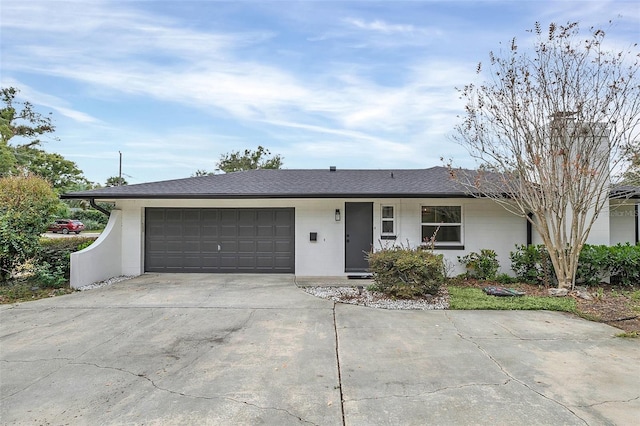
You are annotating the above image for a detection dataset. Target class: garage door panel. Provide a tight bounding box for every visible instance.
[220,210,237,222]
[166,241,186,251]
[256,226,274,237]
[256,240,274,252]
[182,210,200,221]
[220,225,237,237]
[275,257,293,268]
[238,240,256,252]
[238,226,255,237]
[220,240,238,252]
[274,240,293,252]
[183,225,201,237]
[165,210,183,221]
[201,241,219,252]
[164,225,183,237]
[201,225,219,237]
[182,241,201,252]
[237,256,257,267]
[145,208,294,273]
[275,225,292,237]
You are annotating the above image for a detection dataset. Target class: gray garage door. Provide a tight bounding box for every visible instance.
[145,208,295,273]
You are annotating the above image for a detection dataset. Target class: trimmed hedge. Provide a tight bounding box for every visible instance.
[577,243,640,286]
[368,246,444,298]
[510,243,640,287]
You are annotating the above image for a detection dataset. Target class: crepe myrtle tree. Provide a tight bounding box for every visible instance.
[450,22,640,290]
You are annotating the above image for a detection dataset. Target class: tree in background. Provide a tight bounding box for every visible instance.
[105,176,128,187]
[192,169,214,177]
[14,147,89,193]
[0,87,88,192]
[451,22,640,289]
[0,87,56,149]
[0,174,58,281]
[216,146,283,173]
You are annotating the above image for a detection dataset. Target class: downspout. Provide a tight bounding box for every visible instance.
[526,212,533,246]
[90,199,111,218]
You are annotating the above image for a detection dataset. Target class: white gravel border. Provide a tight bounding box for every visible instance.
[77,275,138,291]
[303,286,449,310]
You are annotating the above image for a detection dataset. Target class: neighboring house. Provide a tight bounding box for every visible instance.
[62,166,640,289]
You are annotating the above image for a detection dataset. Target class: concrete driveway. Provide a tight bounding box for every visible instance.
[1,274,638,425]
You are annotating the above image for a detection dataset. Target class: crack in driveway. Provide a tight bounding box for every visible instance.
[69,361,319,425]
[344,379,512,403]
[444,312,590,425]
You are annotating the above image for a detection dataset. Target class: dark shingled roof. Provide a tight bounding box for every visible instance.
[610,185,640,199]
[61,167,474,200]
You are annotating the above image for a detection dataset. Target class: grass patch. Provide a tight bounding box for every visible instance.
[0,281,74,304]
[448,286,577,313]
[615,331,639,338]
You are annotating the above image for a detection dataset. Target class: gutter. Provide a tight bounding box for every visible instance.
[90,199,111,218]
[61,192,481,200]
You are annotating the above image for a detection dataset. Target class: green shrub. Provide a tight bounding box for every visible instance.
[509,244,556,286]
[35,237,97,280]
[608,243,640,286]
[509,244,541,284]
[79,219,103,231]
[576,244,610,286]
[368,246,443,298]
[0,175,59,281]
[458,249,499,280]
[34,262,67,289]
[512,243,639,288]
[495,273,517,284]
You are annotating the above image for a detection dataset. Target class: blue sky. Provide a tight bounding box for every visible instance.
[1,1,638,185]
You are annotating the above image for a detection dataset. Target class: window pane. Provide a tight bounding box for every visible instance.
[422,206,461,224]
[382,220,394,233]
[422,225,461,243]
[382,206,394,218]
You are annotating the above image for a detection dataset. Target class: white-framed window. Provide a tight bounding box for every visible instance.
[381,205,395,237]
[421,206,462,246]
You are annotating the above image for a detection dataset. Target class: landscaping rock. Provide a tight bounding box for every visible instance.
[574,290,593,300]
[548,288,569,297]
[483,286,525,297]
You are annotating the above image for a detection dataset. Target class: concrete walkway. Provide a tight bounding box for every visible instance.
[1,274,638,425]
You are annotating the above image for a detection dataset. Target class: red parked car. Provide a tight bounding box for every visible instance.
[48,219,85,234]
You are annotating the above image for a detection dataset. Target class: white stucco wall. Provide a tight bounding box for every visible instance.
[71,196,630,281]
[70,210,122,289]
[377,199,527,276]
[528,202,615,247]
[102,197,531,278]
[609,200,638,245]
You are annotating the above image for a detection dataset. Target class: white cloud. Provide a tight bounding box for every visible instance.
[345,18,417,34]
[0,78,101,124]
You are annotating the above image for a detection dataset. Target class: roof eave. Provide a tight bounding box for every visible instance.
[60,192,478,200]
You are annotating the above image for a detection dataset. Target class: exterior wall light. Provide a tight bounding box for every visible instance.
[335,209,341,221]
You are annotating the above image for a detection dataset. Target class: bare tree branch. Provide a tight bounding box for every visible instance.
[451,21,640,289]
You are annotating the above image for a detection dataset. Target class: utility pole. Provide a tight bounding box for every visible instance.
[118,151,122,186]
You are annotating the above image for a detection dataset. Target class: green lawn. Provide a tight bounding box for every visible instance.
[448,286,577,312]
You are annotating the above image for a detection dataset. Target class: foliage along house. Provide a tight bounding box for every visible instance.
[62,166,639,289]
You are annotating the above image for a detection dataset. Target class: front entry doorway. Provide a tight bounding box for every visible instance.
[344,202,373,272]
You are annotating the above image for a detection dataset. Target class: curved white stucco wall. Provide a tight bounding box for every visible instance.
[69,210,123,289]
